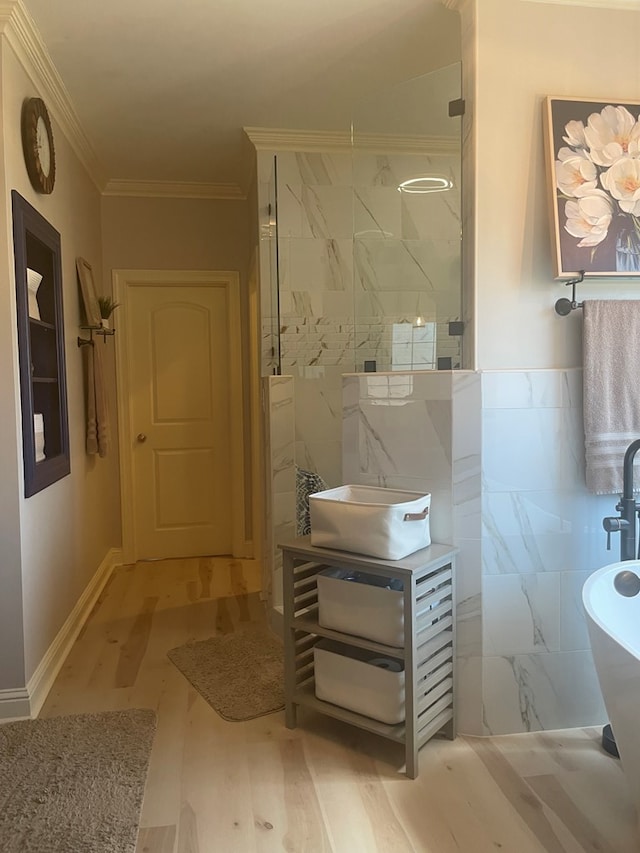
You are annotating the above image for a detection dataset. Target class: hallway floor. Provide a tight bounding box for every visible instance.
[41,556,638,853]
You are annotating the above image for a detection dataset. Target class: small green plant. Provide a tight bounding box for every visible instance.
[97,295,120,319]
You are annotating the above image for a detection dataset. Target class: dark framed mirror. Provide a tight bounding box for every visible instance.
[12,190,70,497]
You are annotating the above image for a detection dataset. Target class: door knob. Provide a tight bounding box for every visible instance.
[137,433,147,443]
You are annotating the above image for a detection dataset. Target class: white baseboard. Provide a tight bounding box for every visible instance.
[0,687,31,721]
[24,547,123,719]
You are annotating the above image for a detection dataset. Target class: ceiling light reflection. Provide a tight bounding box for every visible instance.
[397,176,453,194]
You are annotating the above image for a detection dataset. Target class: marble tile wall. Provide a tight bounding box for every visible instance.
[274,152,354,491]
[343,371,454,541]
[276,151,355,376]
[342,368,616,736]
[353,151,463,371]
[275,149,464,376]
[451,372,483,735]
[292,365,343,488]
[258,146,465,508]
[257,141,465,624]
[263,376,296,612]
[343,370,482,731]
[480,370,610,735]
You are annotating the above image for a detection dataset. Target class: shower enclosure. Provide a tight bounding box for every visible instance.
[261,62,462,382]
[257,62,463,611]
[352,62,463,373]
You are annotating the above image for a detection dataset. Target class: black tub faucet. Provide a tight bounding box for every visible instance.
[599,438,640,760]
[603,438,640,561]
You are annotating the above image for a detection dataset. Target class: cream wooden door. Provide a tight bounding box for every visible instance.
[125,277,234,560]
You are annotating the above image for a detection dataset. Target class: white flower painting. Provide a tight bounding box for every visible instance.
[545,97,640,277]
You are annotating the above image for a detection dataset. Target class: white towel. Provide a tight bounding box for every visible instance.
[583,299,640,494]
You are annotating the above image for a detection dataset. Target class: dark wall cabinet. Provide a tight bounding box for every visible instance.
[12,190,70,497]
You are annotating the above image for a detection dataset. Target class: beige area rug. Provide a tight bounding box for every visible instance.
[168,624,284,721]
[0,708,156,853]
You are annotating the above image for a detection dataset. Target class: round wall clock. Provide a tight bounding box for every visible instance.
[21,97,55,194]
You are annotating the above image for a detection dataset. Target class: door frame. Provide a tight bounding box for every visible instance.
[248,249,264,567]
[113,269,244,564]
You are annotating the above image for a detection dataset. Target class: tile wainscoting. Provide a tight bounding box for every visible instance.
[342,368,613,736]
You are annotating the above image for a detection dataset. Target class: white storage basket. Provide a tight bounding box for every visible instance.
[309,485,431,560]
[317,569,404,647]
[314,639,405,724]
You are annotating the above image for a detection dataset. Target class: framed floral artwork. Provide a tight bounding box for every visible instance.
[544,96,640,279]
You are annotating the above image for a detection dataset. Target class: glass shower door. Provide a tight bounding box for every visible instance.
[351,62,463,372]
[260,154,281,376]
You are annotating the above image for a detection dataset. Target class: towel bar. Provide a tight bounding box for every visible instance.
[77,325,115,347]
[555,270,585,315]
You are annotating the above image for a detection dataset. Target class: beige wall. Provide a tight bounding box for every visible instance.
[100,194,253,544]
[474,0,640,370]
[100,196,249,276]
[0,159,252,694]
[1,38,121,687]
[100,198,250,343]
[0,42,26,690]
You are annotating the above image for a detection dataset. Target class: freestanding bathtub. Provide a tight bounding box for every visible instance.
[583,560,640,824]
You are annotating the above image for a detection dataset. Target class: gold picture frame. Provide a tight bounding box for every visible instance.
[543,96,640,279]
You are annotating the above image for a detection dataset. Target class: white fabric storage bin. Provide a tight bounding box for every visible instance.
[314,639,405,724]
[309,485,431,560]
[317,568,404,647]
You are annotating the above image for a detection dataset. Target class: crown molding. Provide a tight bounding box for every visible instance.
[0,0,106,191]
[244,127,351,152]
[522,0,640,8]
[102,179,245,200]
[244,127,459,156]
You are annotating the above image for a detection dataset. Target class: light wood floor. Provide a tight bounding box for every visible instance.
[41,557,639,853]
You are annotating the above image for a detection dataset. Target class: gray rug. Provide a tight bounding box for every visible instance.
[168,624,284,721]
[0,708,156,853]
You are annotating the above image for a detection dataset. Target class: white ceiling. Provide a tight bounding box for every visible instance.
[20,0,460,193]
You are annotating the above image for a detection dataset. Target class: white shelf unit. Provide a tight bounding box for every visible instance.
[280,536,457,778]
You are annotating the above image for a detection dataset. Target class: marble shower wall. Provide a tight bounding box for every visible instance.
[274,149,464,376]
[451,372,483,735]
[273,148,463,488]
[353,151,463,371]
[263,376,296,612]
[343,371,455,542]
[276,151,354,488]
[342,370,483,734]
[343,368,615,736]
[277,150,355,374]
